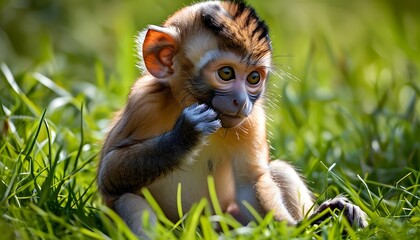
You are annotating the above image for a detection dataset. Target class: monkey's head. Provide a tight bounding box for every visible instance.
[138,1,272,128]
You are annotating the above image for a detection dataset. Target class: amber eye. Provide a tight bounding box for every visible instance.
[247,71,261,85]
[217,66,235,81]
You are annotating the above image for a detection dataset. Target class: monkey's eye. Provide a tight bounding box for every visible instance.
[217,66,235,81]
[247,71,261,85]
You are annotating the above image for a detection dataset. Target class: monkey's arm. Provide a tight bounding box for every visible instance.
[98,103,221,202]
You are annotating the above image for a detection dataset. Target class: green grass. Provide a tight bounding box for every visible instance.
[1,0,419,239]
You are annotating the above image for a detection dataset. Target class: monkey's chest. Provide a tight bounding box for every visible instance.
[146,155,234,222]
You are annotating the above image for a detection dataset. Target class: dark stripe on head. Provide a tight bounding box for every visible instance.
[201,1,271,63]
[201,4,228,38]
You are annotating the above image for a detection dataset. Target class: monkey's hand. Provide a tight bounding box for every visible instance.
[309,196,368,228]
[174,103,221,142]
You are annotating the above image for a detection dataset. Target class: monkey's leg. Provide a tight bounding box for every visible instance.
[270,161,368,228]
[309,196,368,228]
[268,160,314,221]
[114,193,157,238]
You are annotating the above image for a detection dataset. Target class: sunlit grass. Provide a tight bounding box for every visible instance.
[1,0,419,239]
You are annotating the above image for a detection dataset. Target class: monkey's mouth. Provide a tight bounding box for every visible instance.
[219,113,246,128]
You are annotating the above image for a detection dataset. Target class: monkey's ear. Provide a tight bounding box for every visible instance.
[142,25,178,79]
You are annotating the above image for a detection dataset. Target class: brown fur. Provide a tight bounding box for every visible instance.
[98,1,367,236]
[98,0,309,222]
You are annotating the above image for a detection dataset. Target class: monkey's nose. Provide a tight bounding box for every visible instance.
[228,100,251,118]
[233,99,239,107]
[212,93,251,117]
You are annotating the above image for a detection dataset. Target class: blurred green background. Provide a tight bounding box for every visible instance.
[1,0,419,204]
[0,0,419,238]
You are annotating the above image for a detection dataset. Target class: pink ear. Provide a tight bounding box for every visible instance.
[142,26,177,79]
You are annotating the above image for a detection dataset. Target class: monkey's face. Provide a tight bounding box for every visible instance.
[138,1,272,129]
[199,52,269,128]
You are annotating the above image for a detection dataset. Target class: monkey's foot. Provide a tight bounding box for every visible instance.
[310,196,368,228]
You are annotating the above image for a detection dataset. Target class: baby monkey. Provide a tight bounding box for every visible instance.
[98,0,368,236]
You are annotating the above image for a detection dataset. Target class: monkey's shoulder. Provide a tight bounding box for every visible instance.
[129,77,175,106]
[112,77,181,140]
